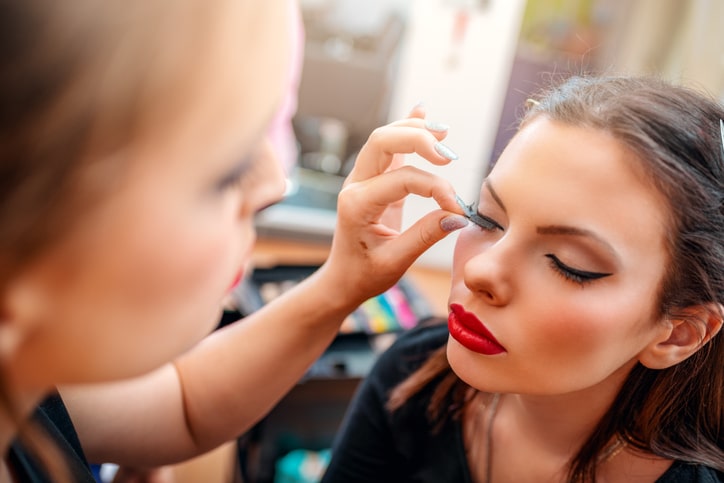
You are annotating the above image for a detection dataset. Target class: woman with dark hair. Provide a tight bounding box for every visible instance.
[322,76,724,482]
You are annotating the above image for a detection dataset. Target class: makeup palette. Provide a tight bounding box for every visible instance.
[230,265,433,335]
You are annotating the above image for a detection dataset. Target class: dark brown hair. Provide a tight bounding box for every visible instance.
[388,76,724,482]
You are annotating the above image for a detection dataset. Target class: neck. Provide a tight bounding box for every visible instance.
[465,392,618,483]
[500,361,634,460]
[499,392,614,458]
[465,379,625,482]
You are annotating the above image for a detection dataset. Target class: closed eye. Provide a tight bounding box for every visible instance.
[545,254,612,286]
[216,158,254,192]
[468,210,503,231]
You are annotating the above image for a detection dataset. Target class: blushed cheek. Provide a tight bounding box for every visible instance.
[144,231,237,313]
[533,300,641,378]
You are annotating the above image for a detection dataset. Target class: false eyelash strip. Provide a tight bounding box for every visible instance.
[455,194,499,230]
[455,195,496,230]
[455,194,474,218]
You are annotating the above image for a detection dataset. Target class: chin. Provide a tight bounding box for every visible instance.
[446,338,494,392]
[446,339,473,378]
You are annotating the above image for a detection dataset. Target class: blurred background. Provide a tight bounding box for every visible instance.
[190,2,724,483]
[255,0,724,269]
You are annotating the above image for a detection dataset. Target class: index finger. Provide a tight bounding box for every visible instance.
[338,165,463,223]
[347,125,459,183]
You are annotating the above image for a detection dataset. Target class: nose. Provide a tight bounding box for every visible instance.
[258,138,288,199]
[240,139,287,219]
[461,239,514,306]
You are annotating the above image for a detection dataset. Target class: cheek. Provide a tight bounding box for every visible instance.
[36,201,249,383]
[515,288,657,385]
[113,200,250,329]
[131,221,236,299]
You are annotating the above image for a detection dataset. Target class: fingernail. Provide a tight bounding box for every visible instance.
[440,215,469,232]
[425,120,449,132]
[434,142,458,160]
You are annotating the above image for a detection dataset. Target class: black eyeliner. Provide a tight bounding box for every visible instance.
[545,254,612,282]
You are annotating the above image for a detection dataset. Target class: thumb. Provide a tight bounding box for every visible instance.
[392,212,468,265]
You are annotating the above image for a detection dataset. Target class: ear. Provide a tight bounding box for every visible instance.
[639,303,723,369]
[0,276,48,362]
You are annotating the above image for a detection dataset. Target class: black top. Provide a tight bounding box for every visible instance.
[321,323,722,483]
[7,393,96,482]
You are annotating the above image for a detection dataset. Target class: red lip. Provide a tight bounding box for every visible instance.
[448,303,506,355]
[228,271,243,291]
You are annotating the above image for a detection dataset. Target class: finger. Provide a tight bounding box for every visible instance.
[386,117,450,140]
[389,152,406,172]
[407,102,426,119]
[338,165,464,221]
[380,210,469,267]
[385,120,449,174]
[385,118,450,172]
[347,126,459,182]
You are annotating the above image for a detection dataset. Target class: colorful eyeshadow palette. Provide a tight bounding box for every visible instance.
[231,264,433,335]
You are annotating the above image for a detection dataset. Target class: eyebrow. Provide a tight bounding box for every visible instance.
[485,179,619,261]
[485,179,507,213]
[536,225,619,261]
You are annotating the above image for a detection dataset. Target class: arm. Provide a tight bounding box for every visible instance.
[60,114,466,467]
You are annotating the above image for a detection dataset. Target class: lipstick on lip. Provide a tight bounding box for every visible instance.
[228,271,243,291]
[448,303,506,355]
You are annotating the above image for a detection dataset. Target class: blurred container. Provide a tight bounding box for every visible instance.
[274,448,331,483]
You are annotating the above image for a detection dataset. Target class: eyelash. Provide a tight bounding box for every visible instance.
[463,202,611,287]
[463,203,504,231]
[217,160,256,192]
[545,254,611,286]
[217,175,244,192]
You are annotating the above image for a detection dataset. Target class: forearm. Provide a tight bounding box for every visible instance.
[68,264,395,467]
[174,264,360,452]
[61,273,346,469]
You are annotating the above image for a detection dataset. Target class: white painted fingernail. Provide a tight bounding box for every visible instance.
[425,120,449,132]
[434,142,458,160]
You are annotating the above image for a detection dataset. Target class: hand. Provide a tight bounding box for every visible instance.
[319,107,467,307]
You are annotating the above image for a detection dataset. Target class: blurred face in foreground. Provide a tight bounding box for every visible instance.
[5,0,291,387]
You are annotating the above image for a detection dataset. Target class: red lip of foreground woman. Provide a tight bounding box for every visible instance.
[448,303,506,355]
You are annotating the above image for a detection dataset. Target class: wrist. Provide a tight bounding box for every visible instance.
[304,263,366,316]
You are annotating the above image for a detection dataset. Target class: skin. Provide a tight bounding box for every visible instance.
[6,22,289,388]
[447,117,693,480]
[0,0,466,475]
